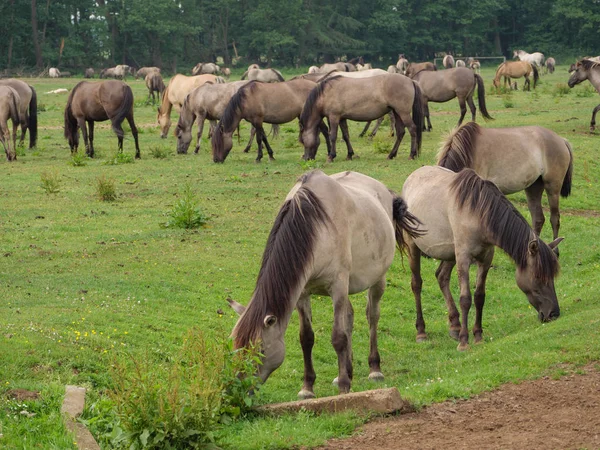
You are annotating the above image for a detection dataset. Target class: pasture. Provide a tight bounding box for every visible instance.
[1,65,600,449]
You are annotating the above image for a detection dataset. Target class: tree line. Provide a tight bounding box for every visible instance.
[1,0,597,73]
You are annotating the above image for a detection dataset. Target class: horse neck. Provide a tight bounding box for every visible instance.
[159,85,172,116]
[179,101,195,130]
[586,67,600,90]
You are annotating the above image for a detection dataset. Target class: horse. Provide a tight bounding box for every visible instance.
[493,61,538,91]
[469,60,481,74]
[401,166,562,351]
[100,65,131,80]
[240,68,285,82]
[356,63,373,71]
[308,66,320,74]
[568,59,600,132]
[145,71,166,104]
[387,65,400,73]
[437,122,573,241]
[443,55,455,69]
[455,60,466,68]
[396,54,409,73]
[136,67,160,79]
[0,79,37,148]
[514,49,545,68]
[84,68,95,78]
[299,74,424,161]
[49,68,61,78]
[411,67,492,130]
[0,86,20,161]
[157,74,222,138]
[192,62,220,75]
[211,79,331,163]
[545,57,556,74]
[175,80,257,154]
[317,68,388,81]
[64,80,140,159]
[228,170,422,398]
[222,67,231,79]
[317,62,356,73]
[404,62,436,78]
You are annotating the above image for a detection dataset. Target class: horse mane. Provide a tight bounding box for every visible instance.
[269,69,285,82]
[450,169,559,281]
[220,81,257,133]
[494,62,506,75]
[437,122,481,171]
[233,172,331,348]
[299,76,342,128]
[64,81,86,139]
[579,59,600,71]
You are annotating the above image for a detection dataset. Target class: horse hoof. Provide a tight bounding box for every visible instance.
[269,156,275,161]
[457,343,469,352]
[590,126,596,133]
[408,155,415,160]
[298,389,316,400]
[351,154,360,160]
[449,329,460,341]
[416,334,427,343]
[474,336,484,344]
[368,372,384,382]
[332,377,339,387]
[243,149,250,153]
[327,157,334,163]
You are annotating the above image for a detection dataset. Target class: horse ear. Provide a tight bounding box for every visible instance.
[528,239,539,256]
[227,297,246,315]
[263,315,277,328]
[547,237,564,250]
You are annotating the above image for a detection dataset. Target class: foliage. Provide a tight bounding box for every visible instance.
[95,175,117,201]
[39,170,61,193]
[552,83,571,97]
[149,145,169,159]
[104,152,135,165]
[69,152,88,166]
[163,183,208,229]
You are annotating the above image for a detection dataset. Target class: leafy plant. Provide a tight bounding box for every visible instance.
[95,175,117,202]
[163,183,208,229]
[69,152,87,166]
[104,152,135,165]
[40,171,61,194]
[149,145,169,159]
[552,83,571,97]
[502,95,514,108]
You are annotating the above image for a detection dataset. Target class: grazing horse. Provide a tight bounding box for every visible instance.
[84,68,95,78]
[175,80,255,154]
[493,61,538,91]
[545,57,556,74]
[317,62,356,73]
[514,49,545,68]
[568,59,600,132]
[240,68,285,82]
[455,60,466,68]
[469,60,481,74]
[0,79,37,148]
[157,74,222,138]
[228,170,422,398]
[222,68,231,79]
[412,67,492,130]
[299,74,424,161]
[443,55,455,69]
[145,72,166,104]
[437,122,573,241]
[402,166,562,351]
[192,62,220,75]
[396,54,409,73]
[404,62,436,78]
[0,86,20,161]
[211,79,331,162]
[136,67,160,79]
[64,80,140,158]
[356,63,373,71]
[49,68,61,78]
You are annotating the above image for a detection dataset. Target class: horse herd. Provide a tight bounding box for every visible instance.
[0,54,597,399]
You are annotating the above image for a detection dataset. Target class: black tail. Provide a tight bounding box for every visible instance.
[392,196,425,252]
[561,140,574,198]
[411,81,424,156]
[532,65,539,89]
[110,84,134,138]
[474,74,493,121]
[28,85,37,148]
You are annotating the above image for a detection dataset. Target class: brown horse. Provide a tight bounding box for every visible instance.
[228,170,422,398]
[402,166,562,351]
[145,72,165,104]
[240,68,285,82]
[437,122,573,242]
[158,74,222,138]
[404,62,436,78]
[299,74,424,161]
[568,59,600,131]
[443,55,455,69]
[64,81,140,158]
[411,67,492,130]
[136,66,160,79]
[493,61,539,91]
[211,79,331,163]
[0,79,37,148]
[0,86,20,161]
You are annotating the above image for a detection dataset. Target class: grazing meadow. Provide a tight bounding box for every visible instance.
[1,65,600,449]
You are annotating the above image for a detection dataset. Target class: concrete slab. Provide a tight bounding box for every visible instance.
[61,385,101,450]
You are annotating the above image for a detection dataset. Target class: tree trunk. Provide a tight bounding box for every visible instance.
[492,18,502,55]
[31,0,43,69]
[7,0,14,69]
[41,0,51,50]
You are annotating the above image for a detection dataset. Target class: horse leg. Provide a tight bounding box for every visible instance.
[456,256,473,351]
[243,126,256,153]
[407,242,427,342]
[525,178,545,236]
[126,115,141,159]
[366,277,385,381]
[524,75,531,91]
[0,121,10,161]
[370,116,385,138]
[435,260,460,340]
[112,119,125,153]
[11,118,18,160]
[327,119,339,163]
[388,111,396,137]
[457,97,468,127]
[194,116,206,154]
[359,121,371,138]
[87,121,95,158]
[338,119,355,160]
[18,114,27,147]
[331,281,353,394]
[546,188,561,242]
[590,104,600,132]
[467,95,477,123]
[79,118,91,157]
[473,249,494,344]
[424,102,432,131]
[318,120,332,159]
[296,293,317,399]
[261,128,276,161]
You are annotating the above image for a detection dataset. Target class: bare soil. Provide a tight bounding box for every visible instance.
[321,364,600,450]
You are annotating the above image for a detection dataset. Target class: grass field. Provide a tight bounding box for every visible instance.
[1,65,600,449]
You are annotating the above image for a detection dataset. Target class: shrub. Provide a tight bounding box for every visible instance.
[40,171,61,194]
[95,175,117,202]
[149,146,169,159]
[69,152,87,166]
[104,152,134,165]
[502,95,514,109]
[575,84,596,98]
[552,83,571,97]
[163,183,208,229]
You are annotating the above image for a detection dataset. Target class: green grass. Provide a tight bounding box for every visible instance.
[1,65,599,449]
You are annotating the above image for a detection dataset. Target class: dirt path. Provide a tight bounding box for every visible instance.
[321,364,600,450]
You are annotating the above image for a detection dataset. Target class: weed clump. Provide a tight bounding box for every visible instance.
[95,175,117,202]
[163,183,208,229]
[40,171,61,194]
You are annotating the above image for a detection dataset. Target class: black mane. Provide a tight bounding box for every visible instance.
[437,122,481,171]
[298,76,342,129]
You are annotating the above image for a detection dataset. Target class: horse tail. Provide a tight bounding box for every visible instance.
[532,65,539,89]
[392,196,425,252]
[64,83,81,140]
[111,83,134,137]
[241,70,249,80]
[9,89,20,124]
[411,80,424,156]
[561,140,574,198]
[28,85,38,148]
[474,74,493,121]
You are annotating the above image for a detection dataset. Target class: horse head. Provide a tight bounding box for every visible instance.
[174,122,192,154]
[568,61,593,87]
[157,108,171,139]
[514,238,562,322]
[211,123,233,163]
